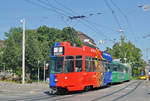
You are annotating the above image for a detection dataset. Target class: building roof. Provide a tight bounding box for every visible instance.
[77,31,97,48]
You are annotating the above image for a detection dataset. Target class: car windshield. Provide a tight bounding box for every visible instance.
[50,57,64,73]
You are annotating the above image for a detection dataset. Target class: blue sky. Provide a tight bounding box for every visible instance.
[0,0,150,61]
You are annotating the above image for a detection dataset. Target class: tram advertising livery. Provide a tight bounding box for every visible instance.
[49,41,131,93]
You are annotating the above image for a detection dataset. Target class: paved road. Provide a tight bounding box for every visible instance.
[0,80,150,101]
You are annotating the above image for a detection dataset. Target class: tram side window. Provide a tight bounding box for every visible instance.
[106,63,111,72]
[112,64,118,72]
[108,63,112,72]
[122,66,124,72]
[118,65,121,72]
[103,61,107,72]
[92,58,96,72]
[118,65,123,72]
[64,56,74,73]
[121,65,124,72]
[125,68,128,73]
[75,56,82,72]
[85,56,92,72]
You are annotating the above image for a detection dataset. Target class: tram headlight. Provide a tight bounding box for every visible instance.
[54,78,58,82]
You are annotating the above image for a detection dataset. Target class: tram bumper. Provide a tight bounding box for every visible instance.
[49,87,57,94]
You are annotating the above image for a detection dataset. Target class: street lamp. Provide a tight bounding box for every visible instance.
[20,18,25,84]
[43,62,49,82]
[46,63,49,68]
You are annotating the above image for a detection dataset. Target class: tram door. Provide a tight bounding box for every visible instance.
[104,62,112,85]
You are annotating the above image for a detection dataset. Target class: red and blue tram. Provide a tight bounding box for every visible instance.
[49,42,112,93]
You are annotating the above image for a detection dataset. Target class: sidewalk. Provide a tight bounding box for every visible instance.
[0,81,49,93]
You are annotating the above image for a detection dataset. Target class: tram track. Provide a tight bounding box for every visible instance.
[4,90,77,101]
[111,81,141,101]
[92,80,141,101]
[1,80,140,101]
[30,81,139,101]
[48,81,139,101]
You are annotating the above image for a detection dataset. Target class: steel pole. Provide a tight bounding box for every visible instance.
[3,63,5,72]
[21,18,25,84]
[38,60,40,84]
[44,61,46,82]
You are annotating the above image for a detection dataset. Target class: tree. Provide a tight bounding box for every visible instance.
[25,31,42,80]
[1,25,82,81]
[60,27,82,47]
[2,28,22,75]
[105,36,145,77]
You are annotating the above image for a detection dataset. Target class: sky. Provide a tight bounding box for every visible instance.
[0,0,150,62]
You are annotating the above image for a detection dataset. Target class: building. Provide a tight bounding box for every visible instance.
[0,40,4,48]
[77,31,97,48]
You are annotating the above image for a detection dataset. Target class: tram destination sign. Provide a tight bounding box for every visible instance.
[53,47,64,56]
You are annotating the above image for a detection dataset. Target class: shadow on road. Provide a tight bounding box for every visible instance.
[147,92,150,95]
[43,85,111,96]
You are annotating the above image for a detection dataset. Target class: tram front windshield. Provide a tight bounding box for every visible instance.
[50,57,64,73]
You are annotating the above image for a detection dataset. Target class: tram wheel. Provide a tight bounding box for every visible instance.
[56,88,68,95]
[84,86,92,92]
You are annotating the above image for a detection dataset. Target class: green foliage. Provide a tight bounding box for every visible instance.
[60,27,82,47]
[2,28,22,74]
[0,26,82,81]
[105,35,145,77]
